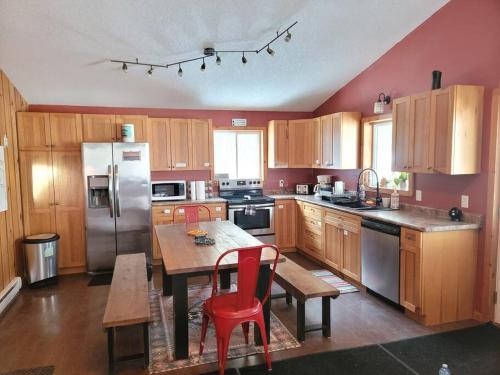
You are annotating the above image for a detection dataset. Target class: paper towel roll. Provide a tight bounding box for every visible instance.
[196,181,206,201]
[190,181,197,200]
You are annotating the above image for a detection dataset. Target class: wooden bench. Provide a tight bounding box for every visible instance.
[102,254,151,374]
[273,259,340,342]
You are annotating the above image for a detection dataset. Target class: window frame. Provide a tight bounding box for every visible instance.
[212,127,267,181]
[361,114,414,197]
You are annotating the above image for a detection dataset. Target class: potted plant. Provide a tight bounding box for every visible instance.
[398,172,408,190]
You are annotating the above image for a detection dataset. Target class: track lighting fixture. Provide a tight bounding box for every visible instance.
[110,20,298,76]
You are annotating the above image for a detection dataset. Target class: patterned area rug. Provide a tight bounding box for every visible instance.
[149,286,300,373]
[0,367,54,375]
[311,270,359,294]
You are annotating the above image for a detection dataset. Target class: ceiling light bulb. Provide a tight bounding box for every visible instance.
[285,30,292,42]
[216,53,221,65]
[242,53,247,64]
[266,45,275,56]
[147,66,153,76]
[178,65,183,77]
[122,62,128,72]
[200,58,206,71]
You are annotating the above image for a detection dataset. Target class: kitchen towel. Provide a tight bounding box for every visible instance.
[245,205,256,216]
[190,181,197,200]
[196,181,206,201]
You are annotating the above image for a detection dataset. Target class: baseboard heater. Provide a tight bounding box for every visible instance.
[0,277,22,315]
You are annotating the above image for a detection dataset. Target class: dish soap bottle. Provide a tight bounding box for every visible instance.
[390,187,399,209]
[359,184,366,201]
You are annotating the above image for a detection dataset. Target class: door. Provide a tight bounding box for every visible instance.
[17,112,51,151]
[296,201,305,250]
[430,87,453,174]
[82,114,117,142]
[19,151,56,235]
[49,113,83,151]
[323,220,342,271]
[115,115,149,142]
[149,118,171,171]
[321,115,333,168]
[269,120,288,168]
[52,151,86,268]
[409,92,432,173]
[331,113,342,168]
[312,117,322,167]
[392,96,411,171]
[190,119,212,170]
[113,143,151,261]
[288,119,312,167]
[275,200,296,248]
[342,228,361,282]
[82,143,116,271]
[400,246,421,313]
[170,118,191,170]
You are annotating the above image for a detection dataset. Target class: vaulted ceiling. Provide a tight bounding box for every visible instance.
[0,0,448,111]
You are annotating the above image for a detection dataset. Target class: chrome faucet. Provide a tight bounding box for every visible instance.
[356,168,382,206]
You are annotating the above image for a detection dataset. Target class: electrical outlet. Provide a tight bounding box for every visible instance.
[461,195,469,208]
[416,190,422,201]
[279,179,285,188]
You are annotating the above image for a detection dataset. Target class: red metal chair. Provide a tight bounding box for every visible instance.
[199,244,280,375]
[173,204,211,223]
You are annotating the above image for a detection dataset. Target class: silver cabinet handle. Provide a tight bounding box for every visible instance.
[108,165,114,218]
[114,164,120,217]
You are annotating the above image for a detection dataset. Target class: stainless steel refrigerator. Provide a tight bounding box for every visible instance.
[82,142,151,272]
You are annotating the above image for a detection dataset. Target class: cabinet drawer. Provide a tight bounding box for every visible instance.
[303,217,322,235]
[401,228,422,249]
[152,205,175,220]
[304,230,322,253]
[303,203,322,219]
[205,203,226,214]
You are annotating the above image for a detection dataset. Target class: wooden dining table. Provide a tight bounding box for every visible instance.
[155,220,284,360]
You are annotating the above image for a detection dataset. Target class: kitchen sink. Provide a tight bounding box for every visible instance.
[329,199,388,211]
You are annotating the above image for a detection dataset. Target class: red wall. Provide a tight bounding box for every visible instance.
[314,0,500,215]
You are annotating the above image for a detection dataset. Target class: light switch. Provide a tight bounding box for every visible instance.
[416,190,422,201]
[461,195,469,208]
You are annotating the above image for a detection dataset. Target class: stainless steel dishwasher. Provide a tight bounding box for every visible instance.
[361,219,401,304]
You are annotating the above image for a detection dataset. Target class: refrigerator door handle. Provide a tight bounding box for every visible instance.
[114,164,121,217]
[108,165,114,218]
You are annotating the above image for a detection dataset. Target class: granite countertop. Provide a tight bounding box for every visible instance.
[269,194,482,232]
[152,197,227,206]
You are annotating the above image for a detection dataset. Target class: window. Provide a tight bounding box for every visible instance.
[213,130,263,179]
[363,117,411,194]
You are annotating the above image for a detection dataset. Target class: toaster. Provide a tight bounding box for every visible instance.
[295,183,314,195]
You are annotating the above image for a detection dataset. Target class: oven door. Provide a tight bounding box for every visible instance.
[228,204,275,236]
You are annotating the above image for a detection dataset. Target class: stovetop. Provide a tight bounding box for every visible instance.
[219,178,274,205]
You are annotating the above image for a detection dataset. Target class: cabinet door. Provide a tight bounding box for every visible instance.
[275,200,296,249]
[430,88,453,174]
[82,114,117,142]
[190,119,212,170]
[295,201,305,250]
[152,208,174,260]
[400,246,421,313]
[323,221,343,271]
[52,151,86,268]
[312,117,322,167]
[408,92,432,173]
[288,119,312,167]
[49,113,82,150]
[331,113,342,168]
[170,118,192,170]
[149,118,171,171]
[115,115,149,142]
[341,228,361,282]
[17,112,51,151]
[321,115,333,168]
[268,120,288,168]
[19,151,56,235]
[392,97,411,171]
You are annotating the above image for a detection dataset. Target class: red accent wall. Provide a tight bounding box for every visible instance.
[314,0,500,215]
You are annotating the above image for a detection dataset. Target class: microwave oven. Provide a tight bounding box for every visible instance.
[151,180,187,201]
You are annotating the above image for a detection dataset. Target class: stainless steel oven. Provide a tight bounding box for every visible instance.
[228,203,275,236]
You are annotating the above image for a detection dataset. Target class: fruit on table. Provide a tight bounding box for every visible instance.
[188,229,208,237]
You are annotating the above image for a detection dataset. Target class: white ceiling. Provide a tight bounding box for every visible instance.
[0,0,448,111]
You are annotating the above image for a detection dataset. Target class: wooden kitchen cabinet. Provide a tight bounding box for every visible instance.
[82,114,117,142]
[170,118,192,170]
[268,120,289,168]
[320,112,360,169]
[275,199,296,250]
[115,115,149,142]
[288,119,312,168]
[341,226,361,282]
[301,203,324,261]
[190,119,212,170]
[312,117,322,168]
[320,115,333,168]
[49,113,83,150]
[323,220,343,271]
[400,228,422,313]
[149,118,171,171]
[295,201,305,250]
[392,96,411,172]
[17,112,51,151]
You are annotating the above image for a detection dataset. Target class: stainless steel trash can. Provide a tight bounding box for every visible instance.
[23,233,59,284]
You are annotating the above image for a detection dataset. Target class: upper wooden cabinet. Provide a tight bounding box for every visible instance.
[49,113,82,150]
[320,115,333,168]
[268,120,289,168]
[17,112,51,150]
[288,119,312,168]
[312,117,322,168]
[115,115,149,142]
[170,118,192,170]
[392,85,484,175]
[190,119,212,170]
[82,114,117,142]
[149,118,171,171]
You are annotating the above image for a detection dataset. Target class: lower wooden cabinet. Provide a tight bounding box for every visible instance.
[295,201,305,250]
[274,199,296,249]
